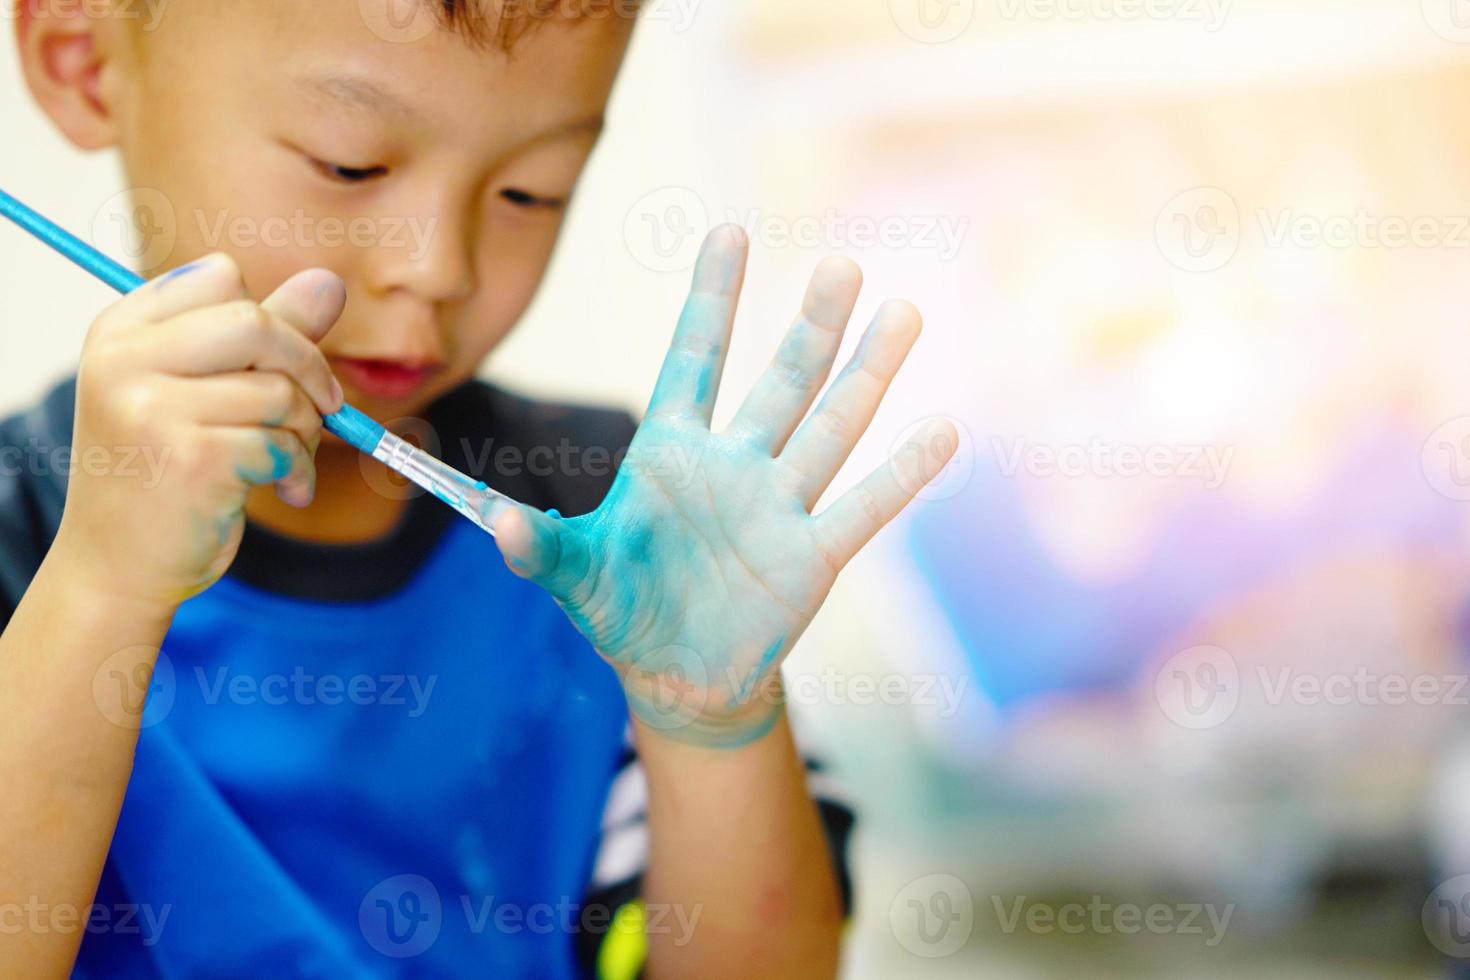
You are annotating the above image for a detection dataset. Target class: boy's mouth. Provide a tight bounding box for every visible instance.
[331,357,443,401]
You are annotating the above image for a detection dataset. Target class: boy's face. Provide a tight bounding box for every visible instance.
[102,0,633,420]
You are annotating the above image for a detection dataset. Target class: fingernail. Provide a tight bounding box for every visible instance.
[330,376,345,410]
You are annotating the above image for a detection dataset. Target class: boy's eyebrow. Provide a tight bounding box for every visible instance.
[302,74,418,121]
[298,73,605,142]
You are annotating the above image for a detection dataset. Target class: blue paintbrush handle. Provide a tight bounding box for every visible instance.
[0,187,384,455]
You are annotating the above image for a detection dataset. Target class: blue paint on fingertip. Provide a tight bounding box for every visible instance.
[268,441,293,481]
[157,258,206,285]
[546,509,562,520]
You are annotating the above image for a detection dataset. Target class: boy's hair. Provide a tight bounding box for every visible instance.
[440,0,641,50]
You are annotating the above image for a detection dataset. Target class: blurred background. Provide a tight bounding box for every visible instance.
[8,0,1470,975]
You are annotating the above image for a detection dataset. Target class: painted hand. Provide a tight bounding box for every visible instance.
[494,226,956,746]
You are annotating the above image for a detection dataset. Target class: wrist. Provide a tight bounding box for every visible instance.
[626,674,787,750]
[44,526,179,627]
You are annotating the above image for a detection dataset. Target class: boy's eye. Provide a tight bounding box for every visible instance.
[310,158,389,183]
[500,188,565,210]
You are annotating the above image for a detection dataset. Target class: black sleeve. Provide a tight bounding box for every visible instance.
[0,377,76,632]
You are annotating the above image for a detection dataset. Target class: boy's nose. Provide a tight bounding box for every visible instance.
[368,199,475,304]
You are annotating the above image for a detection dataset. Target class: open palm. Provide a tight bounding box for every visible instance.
[495,227,956,745]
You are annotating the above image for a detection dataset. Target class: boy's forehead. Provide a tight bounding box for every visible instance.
[155,0,632,66]
[150,0,630,130]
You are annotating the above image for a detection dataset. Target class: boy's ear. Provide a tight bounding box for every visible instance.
[15,1,123,150]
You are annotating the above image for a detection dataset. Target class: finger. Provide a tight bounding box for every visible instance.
[132,301,343,416]
[259,268,348,345]
[812,417,959,568]
[217,426,317,508]
[727,256,862,454]
[492,504,590,601]
[169,372,324,455]
[93,252,249,335]
[644,225,748,424]
[781,300,923,509]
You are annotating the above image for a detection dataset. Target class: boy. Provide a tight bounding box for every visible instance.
[0,1,956,977]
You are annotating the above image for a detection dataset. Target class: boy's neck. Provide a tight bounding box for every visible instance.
[244,442,410,544]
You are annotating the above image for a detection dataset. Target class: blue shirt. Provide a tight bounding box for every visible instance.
[75,513,630,978]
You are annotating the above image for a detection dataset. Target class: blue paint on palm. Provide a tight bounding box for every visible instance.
[500,229,932,748]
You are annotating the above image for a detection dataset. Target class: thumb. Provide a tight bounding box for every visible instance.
[260,268,347,344]
[492,504,585,598]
